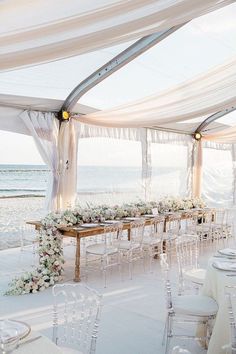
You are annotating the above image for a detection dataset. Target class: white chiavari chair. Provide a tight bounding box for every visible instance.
[160,253,218,354]
[52,283,102,354]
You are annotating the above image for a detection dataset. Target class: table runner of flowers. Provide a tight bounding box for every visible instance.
[6,197,205,295]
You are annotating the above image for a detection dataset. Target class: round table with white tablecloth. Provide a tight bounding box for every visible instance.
[201,257,236,354]
[15,332,63,354]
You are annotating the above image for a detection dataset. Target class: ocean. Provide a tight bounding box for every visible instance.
[0,164,143,199]
[0,164,185,202]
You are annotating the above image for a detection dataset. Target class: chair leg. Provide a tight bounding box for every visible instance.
[165,314,173,354]
[162,315,168,346]
[85,252,88,282]
[128,251,133,280]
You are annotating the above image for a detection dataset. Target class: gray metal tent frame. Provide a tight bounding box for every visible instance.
[59,23,235,137]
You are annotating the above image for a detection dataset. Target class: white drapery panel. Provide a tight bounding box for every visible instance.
[75,55,236,128]
[20,110,59,211]
[0,0,232,71]
[77,120,142,141]
[58,120,79,210]
[192,140,203,198]
[20,113,79,211]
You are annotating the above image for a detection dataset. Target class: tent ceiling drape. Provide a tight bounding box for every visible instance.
[0,0,234,71]
[74,55,236,128]
[0,94,97,135]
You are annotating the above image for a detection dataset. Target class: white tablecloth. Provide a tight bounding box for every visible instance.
[15,332,63,354]
[201,258,236,354]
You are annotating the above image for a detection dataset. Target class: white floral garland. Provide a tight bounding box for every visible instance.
[6,197,205,295]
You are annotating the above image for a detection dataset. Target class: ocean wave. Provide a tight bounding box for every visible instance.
[0,169,49,172]
[0,194,45,199]
[0,188,46,192]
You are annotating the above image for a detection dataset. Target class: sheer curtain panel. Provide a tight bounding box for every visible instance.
[20,110,59,211]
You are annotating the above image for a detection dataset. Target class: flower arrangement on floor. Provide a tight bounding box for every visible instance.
[6,197,205,295]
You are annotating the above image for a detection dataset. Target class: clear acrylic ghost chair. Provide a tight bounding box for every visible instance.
[176,235,206,295]
[180,211,199,236]
[119,218,145,279]
[225,286,236,354]
[160,253,218,354]
[211,208,227,247]
[142,215,165,272]
[85,222,123,287]
[52,283,102,354]
[163,213,181,265]
[196,209,214,248]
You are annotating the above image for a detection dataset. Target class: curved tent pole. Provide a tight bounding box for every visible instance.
[60,23,187,117]
[194,106,236,135]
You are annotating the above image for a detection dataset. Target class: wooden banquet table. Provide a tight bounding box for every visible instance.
[28,211,199,282]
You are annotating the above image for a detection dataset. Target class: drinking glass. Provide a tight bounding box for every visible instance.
[0,328,19,354]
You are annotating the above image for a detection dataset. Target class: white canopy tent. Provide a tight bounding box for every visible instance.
[1,0,236,211]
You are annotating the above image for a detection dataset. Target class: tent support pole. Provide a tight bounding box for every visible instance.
[60,23,187,117]
[195,106,236,134]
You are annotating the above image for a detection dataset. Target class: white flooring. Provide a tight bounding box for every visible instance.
[0,239,229,354]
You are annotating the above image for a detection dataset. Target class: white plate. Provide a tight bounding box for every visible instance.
[218,248,236,257]
[144,214,156,218]
[104,220,120,224]
[212,261,236,272]
[80,223,99,228]
[0,320,31,340]
[124,217,140,221]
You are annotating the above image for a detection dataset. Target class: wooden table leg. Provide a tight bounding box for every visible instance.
[128,229,131,241]
[74,236,81,282]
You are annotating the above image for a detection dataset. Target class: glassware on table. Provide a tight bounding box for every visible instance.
[0,327,19,354]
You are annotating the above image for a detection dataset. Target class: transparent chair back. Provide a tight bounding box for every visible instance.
[166,214,181,236]
[52,283,102,354]
[214,208,226,226]
[129,218,145,246]
[183,211,199,234]
[198,209,213,242]
[148,215,165,243]
[176,235,199,274]
[100,222,123,253]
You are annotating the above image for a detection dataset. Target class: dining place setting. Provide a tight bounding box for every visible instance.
[0,319,62,354]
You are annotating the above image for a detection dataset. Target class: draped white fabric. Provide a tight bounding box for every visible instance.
[75,55,236,128]
[20,113,80,211]
[20,111,59,211]
[58,120,79,210]
[0,0,233,71]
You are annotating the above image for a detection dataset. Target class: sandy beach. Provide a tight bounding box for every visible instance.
[0,197,46,250]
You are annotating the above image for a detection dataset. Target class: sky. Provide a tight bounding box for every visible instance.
[0,3,236,165]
